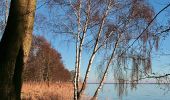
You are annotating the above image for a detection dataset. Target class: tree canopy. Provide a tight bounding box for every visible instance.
[24,35,71,82]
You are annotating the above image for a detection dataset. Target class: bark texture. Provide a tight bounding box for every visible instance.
[0,0,36,99]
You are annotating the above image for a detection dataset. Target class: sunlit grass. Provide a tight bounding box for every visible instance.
[21,82,74,100]
[21,82,90,100]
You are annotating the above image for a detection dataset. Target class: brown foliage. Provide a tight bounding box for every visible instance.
[24,35,71,82]
[130,0,154,22]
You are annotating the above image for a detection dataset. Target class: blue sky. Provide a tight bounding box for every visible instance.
[34,0,170,82]
[148,0,170,74]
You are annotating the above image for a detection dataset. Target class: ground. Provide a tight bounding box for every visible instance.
[21,82,90,100]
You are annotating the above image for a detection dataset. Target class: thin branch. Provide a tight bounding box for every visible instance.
[92,26,121,99]
[78,1,112,98]
[119,3,170,57]
[77,0,91,98]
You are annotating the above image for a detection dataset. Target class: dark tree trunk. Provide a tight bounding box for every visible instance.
[0,0,36,99]
[13,47,24,100]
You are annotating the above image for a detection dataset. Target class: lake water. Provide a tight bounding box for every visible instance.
[85,84,170,100]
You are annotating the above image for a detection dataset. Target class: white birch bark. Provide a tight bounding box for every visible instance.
[92,32,121,100]
[76,0,91,99]
[78,1,112,99]
[74,0,82,99]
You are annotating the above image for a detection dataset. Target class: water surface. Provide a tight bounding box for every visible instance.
[85,83,170,100]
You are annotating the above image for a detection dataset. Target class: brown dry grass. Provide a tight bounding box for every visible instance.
[21,82,74,100]
[21,82,91,100]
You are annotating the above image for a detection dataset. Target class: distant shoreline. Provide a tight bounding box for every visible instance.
[87,83,170,84]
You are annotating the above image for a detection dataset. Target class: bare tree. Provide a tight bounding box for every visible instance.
[26,0,170,99]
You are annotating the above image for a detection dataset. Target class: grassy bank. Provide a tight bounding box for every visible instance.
[21,82,73,100]
[21,82,90,100]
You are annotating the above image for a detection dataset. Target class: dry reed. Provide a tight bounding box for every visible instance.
[21,82,74,100]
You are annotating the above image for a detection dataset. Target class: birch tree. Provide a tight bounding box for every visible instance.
[50,0,155,99]
[31,0,170,99]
